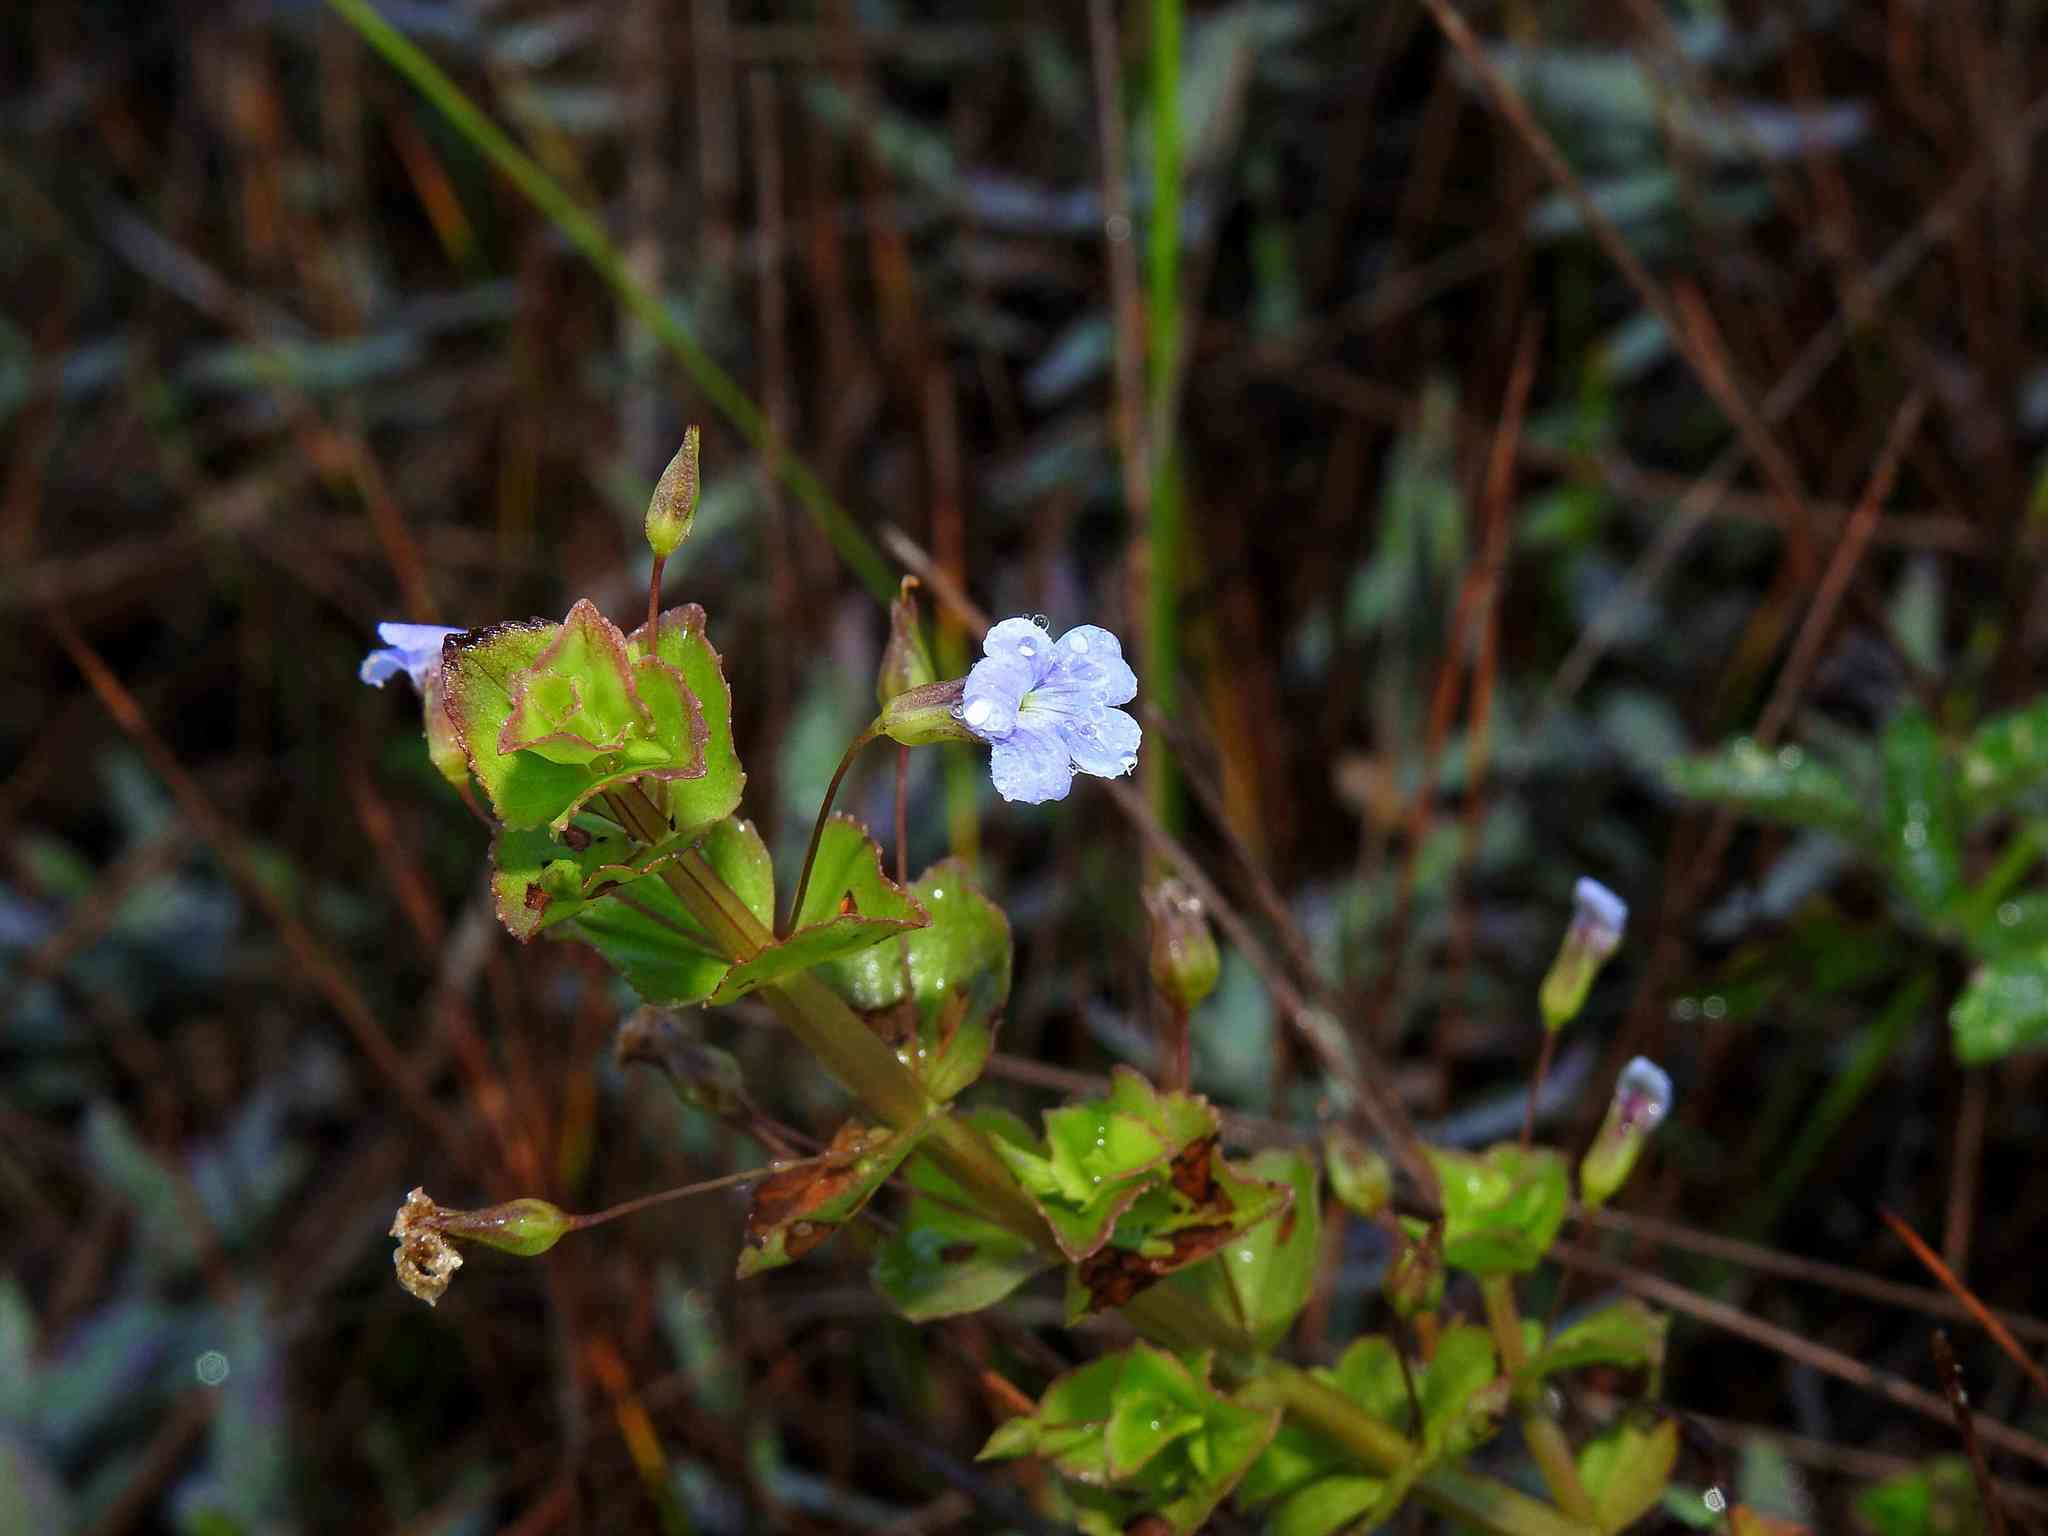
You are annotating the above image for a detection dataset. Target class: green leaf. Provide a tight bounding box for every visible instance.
[1960,695,2048,815]
[1854,1454,1986,1536]
[1579,1416,1679,1533]
[709,816,927,1003]
[1428,1143,1571,1276]
[1269,1475,1392,1536]
[980,1346,1277,1536]
[992,1104,1168,1260]
[818,858,1011,1100]
[1418,1325,1505,1456]
[1664,738,1869,842]
[627,604,747,837]
[738,1116,935,1278]
[1965,889,2048,961]
[565,817,773,1006]
[872,1127,1055,1321]
[1950,949,2048,1063]
[443,601,714,831]
[1881,707,1963,920]
[1524,1298,1667,1387]
[1168,1148,1320,1351]
[489,813,719,941]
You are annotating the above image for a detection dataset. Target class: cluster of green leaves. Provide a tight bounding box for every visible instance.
[1669,698,2048,1062]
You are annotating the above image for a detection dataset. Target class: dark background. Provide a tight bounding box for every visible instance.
[3,1,2045,1531]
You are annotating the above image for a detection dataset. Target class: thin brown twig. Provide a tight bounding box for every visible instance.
[1933,1329,2010,1536]
[1879,1207,2048,1402]
[1550,1240,2048,1470]
[1414,0,1813,531]
[1753,390,1928,745]
[1580,1204,2048,1346]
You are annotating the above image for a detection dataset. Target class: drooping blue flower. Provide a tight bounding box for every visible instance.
[359,623,463,691]
[958,617,1140,804]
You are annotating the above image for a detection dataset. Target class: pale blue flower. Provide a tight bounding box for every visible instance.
[359,623,463,691]
[1570,877,1628,958]
[1612,1056,1673,1133]
[959,618,1140,804]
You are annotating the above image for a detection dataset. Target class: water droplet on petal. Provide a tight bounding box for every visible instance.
[963,697,992,728]
[1031,613,1049,629]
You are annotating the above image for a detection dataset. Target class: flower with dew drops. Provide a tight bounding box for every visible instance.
[957,618,1140,804]
[358,623,464,692]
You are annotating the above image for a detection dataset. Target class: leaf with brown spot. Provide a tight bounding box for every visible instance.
[737,1115,934,1279]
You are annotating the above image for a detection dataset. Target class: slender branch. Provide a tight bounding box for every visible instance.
[785,723,881,936]
[1481,1277,1596,1521]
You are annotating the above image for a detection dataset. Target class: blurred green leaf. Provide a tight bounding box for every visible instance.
[1854,1454,1986,1536]
[1524,1298,1667,1386]
[1950,949,2048,1063]
[1666,738,1869,843]
[1881,707,1962,920]
[1578,1416,1680,1532]
[1427,1144,1570,1276]
[1960,696,2048,815]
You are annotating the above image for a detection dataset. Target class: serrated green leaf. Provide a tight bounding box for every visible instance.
[1882,707,1963,920]
[627,604,747,836]
[818,858,1011,1100]
[993,1105,1167,1260]
[873,1127,1054,1321]
[1960,695,2048,816]
[1665,738,1868,842]
[1428,1144,1571,1275]
[1579,1416,1679,1532]
[443,602,713,831]
[738,1117,934,1278]
[1950,949,2048,1063]
[709,816,926,1002]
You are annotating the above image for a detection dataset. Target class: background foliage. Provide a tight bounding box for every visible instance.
[3,0,2046,1531]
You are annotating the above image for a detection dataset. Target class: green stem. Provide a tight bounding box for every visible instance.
[785,724,881,938]
[323,0,895,603]
[1482,1276,1597,1522]
[1143,0,1184,835]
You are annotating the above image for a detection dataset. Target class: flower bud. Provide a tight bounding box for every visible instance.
[1383,1219,1444,1320]
[1538,877,1629,1032]
[1144,879,1220,1012]
[877,577,937,709]
[617,1006,746,1118]
[877,678,979,747]
[644,427,700,559]
[1323,1129,1392,1218]
[390,1186,573,1306]
[1578,1057,1673,1209]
